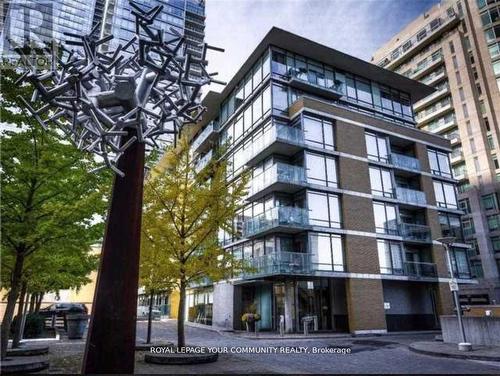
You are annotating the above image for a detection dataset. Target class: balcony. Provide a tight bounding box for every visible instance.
[423,114,457,134]
[380,14,460,69]
[450,150,463,164]
[245,123,305,166]
[415,99,453,125]
[410,54,444,80]
[242,251,311,278]
[243,206,309,238]
[404,261,437,278]
[396,187,427,206]
[420,69,447,86]
[413,84,449,111]
[191,121,219,154]
[400,223,432,243]
[194,149,212,172]
[444,131,461,145]
[247,163,306,201]
[390,153,420,172]
[287,68,344,100]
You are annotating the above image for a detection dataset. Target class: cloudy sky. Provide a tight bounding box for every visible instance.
[204,0,439,89]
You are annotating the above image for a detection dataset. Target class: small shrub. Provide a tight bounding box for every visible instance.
[11,313,45,338]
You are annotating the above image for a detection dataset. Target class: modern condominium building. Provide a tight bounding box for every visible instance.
[372,0,500,304]
[187,27,475,334]
[1,0,205,77]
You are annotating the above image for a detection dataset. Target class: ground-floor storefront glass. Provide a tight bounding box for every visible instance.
[236,278,348,332]
[187,287,213,325]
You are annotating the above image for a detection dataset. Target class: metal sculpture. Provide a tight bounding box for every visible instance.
[15,1,221,176]
[15,1,222,373]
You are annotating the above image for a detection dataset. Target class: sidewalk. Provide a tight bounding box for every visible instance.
[409,341,500,362]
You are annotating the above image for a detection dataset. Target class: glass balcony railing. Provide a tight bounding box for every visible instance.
[246,123,305,162]
[194,149,212,172]
[399,223,431,242]
[191,121,219,152]
[243,206,309,237]
[242,251,312,278]
[248,163,306,197]
[287,67,345,96]
[390,153,420,171]
[396,187,427,205]
[404,261,437,278]
[440,225,463,243]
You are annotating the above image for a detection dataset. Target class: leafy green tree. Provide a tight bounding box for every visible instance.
[0,69,111,359]
[142,137,248,347]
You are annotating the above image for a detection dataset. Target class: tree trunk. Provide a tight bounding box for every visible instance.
[35,293,44,313]
[177,280,186,348]
[12,281,27,348]
[0,253,25,359]
[146,290,154,344]
[28,293,36,313]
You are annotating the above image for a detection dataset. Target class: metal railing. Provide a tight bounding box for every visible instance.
[396,187,427,205]
[243,206,309,237]
[191,121,218,152]
[248,163,306,197]
[390,153,420,171]
[399,223,431,242]
[246,123,305,162]
[288,67,345,94]
[404,261,437,277]
[242,251,312,278]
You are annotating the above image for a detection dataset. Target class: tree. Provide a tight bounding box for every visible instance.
[142,136,248,347]
[139,234,173,344]
[0,69,111,359]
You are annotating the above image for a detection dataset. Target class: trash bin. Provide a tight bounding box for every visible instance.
[66,314,88,339]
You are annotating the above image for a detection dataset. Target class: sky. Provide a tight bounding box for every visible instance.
[204,0,440,90]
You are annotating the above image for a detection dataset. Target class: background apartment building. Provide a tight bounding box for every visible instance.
[187,27,474,334]
[372,0,500,304]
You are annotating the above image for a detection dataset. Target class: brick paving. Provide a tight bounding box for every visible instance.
[40,320,500,374]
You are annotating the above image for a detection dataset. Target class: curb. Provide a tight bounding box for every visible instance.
[409,344,500,362]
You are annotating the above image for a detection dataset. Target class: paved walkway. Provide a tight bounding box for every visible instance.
[409,341,500,362]
[38,320,500,374]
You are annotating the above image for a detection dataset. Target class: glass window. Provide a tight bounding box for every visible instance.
[377,240,403,274]
[428,149,452,178]
[487,214,500,231]
[272,84,288,113]
[356,78,372,104]
[262,51,271,78]
[365,132,389,163]
[434,180,458,209]
[252,94,262,123]
[271,50,287,76]
[346,75,356,99]
[310,233,344,271]
[373,202,398,235]
[369,166,393,198]
[262,85,271,115]
[307,191,341,228]
[306,152,337,187]
[303,116,323,147]
[482,193,498,210]
[491,236,500,252]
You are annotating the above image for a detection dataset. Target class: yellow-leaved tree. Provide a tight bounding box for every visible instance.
[142,136,248,347]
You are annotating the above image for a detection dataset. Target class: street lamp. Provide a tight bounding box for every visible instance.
[436,237,472,352]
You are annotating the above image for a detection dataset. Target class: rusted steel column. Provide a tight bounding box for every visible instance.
[82,130,144,374]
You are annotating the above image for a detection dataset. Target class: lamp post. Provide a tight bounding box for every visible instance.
[436,237,471,352]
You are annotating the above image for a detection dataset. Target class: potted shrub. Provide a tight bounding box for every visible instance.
[241,303,261,332]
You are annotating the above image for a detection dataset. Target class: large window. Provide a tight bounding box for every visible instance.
[373,202,398,235]
[439,213,463,241]
[488,214,500,231]
[365,132,389,163]
[377,240,404,275]
[307,191,341,228]
[481,193,498,211]
[434,180,458,209]
[305,152,337,187]
[369,166,394,197]
[428,149,452,178]
[272,83,288,114]
[309,233,344,271]
[303,115,334,150]
[450,247,471,279]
